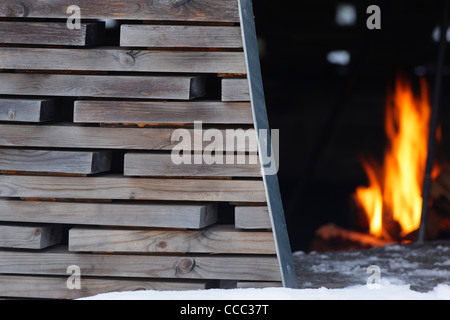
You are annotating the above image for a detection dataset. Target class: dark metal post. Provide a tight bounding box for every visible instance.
[418,0,450,243]
[238,0,299,288]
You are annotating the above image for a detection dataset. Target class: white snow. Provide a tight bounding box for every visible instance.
[80,281,450,300]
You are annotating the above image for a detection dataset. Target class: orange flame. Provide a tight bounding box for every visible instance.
[354,75,437,239]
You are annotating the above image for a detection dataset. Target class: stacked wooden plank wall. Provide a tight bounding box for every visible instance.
[0,0,281,299]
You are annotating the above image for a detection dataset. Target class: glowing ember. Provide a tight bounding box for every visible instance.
[354,75,438,240]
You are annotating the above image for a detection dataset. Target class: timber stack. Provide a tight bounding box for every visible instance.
[0,0,283,299]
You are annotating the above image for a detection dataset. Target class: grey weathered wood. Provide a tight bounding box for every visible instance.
[0,200,217,229]
[121,25,243,48]
[0,175,267,202]
[0,48,246,74]
[0,125,257,152]
[222,78,250,101]
[0,275,209,299]
[0,74,205,100]
[68,226,276,254]
[0,98,58,122]
[124,153,261,178]
[0,247,281,281]
[74,101,253,124]
[235,206,272,230]
[0,224,61,249]
[0,150,112,174]
[0,0,240,23]
[0,0,290,296]
[0,21,104,46]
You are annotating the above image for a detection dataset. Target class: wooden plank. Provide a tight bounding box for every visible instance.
[68,226,276,254]
[0,176,267,202]
[0,247,281,281]
[0,98,58,122]
[120,25,242,48]
[0,275,209,299]
[0,125,257,152]
[0,21,104,46]
[235,206,272,229]
[0,200,217,229]
[222,78,250,101]
[74,101,253,124]
[124,153,261,178]
[0,224,61,249]
[0,48,246,74]
[0,0,240,23]
[0,149,112,174]
[0,74,205,100]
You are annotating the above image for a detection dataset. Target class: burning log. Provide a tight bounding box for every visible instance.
[431,166,450,206]
[352,193,448,243]
[309,223,395,252]
[311,75,450,252]
[429,165,450,238]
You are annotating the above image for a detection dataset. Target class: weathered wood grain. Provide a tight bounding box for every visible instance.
[0,200,217,229]
[235,206,272,229]
[222,78,250,101]
[0,224,61,249]
[120,25,243,48]
[0,247,281,281]
[68,226,276,254]
[0,48,246,74]
[0,275,209,299]
[0,74,205,100]
[0,125,257,152]
[0,0,240,23]
[124,153,261,177]
[0,149,111,174]
[74,101,253,124]
[0,175,267,202]
[0,98,58,122]
[0,21,104,46]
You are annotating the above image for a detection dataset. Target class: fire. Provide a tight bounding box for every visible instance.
[354,75,438,240]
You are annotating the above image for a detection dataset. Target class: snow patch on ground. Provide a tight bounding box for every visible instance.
[81,281,450,300]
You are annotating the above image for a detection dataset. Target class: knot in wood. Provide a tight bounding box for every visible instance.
[5,3,29,17]
[156,241,167,250]
[168,0,193,9]
[7,110,15,120]
[176,258,195,275]
[120,51,136,67]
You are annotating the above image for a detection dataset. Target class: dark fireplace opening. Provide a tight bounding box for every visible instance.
[253,0,450,252]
